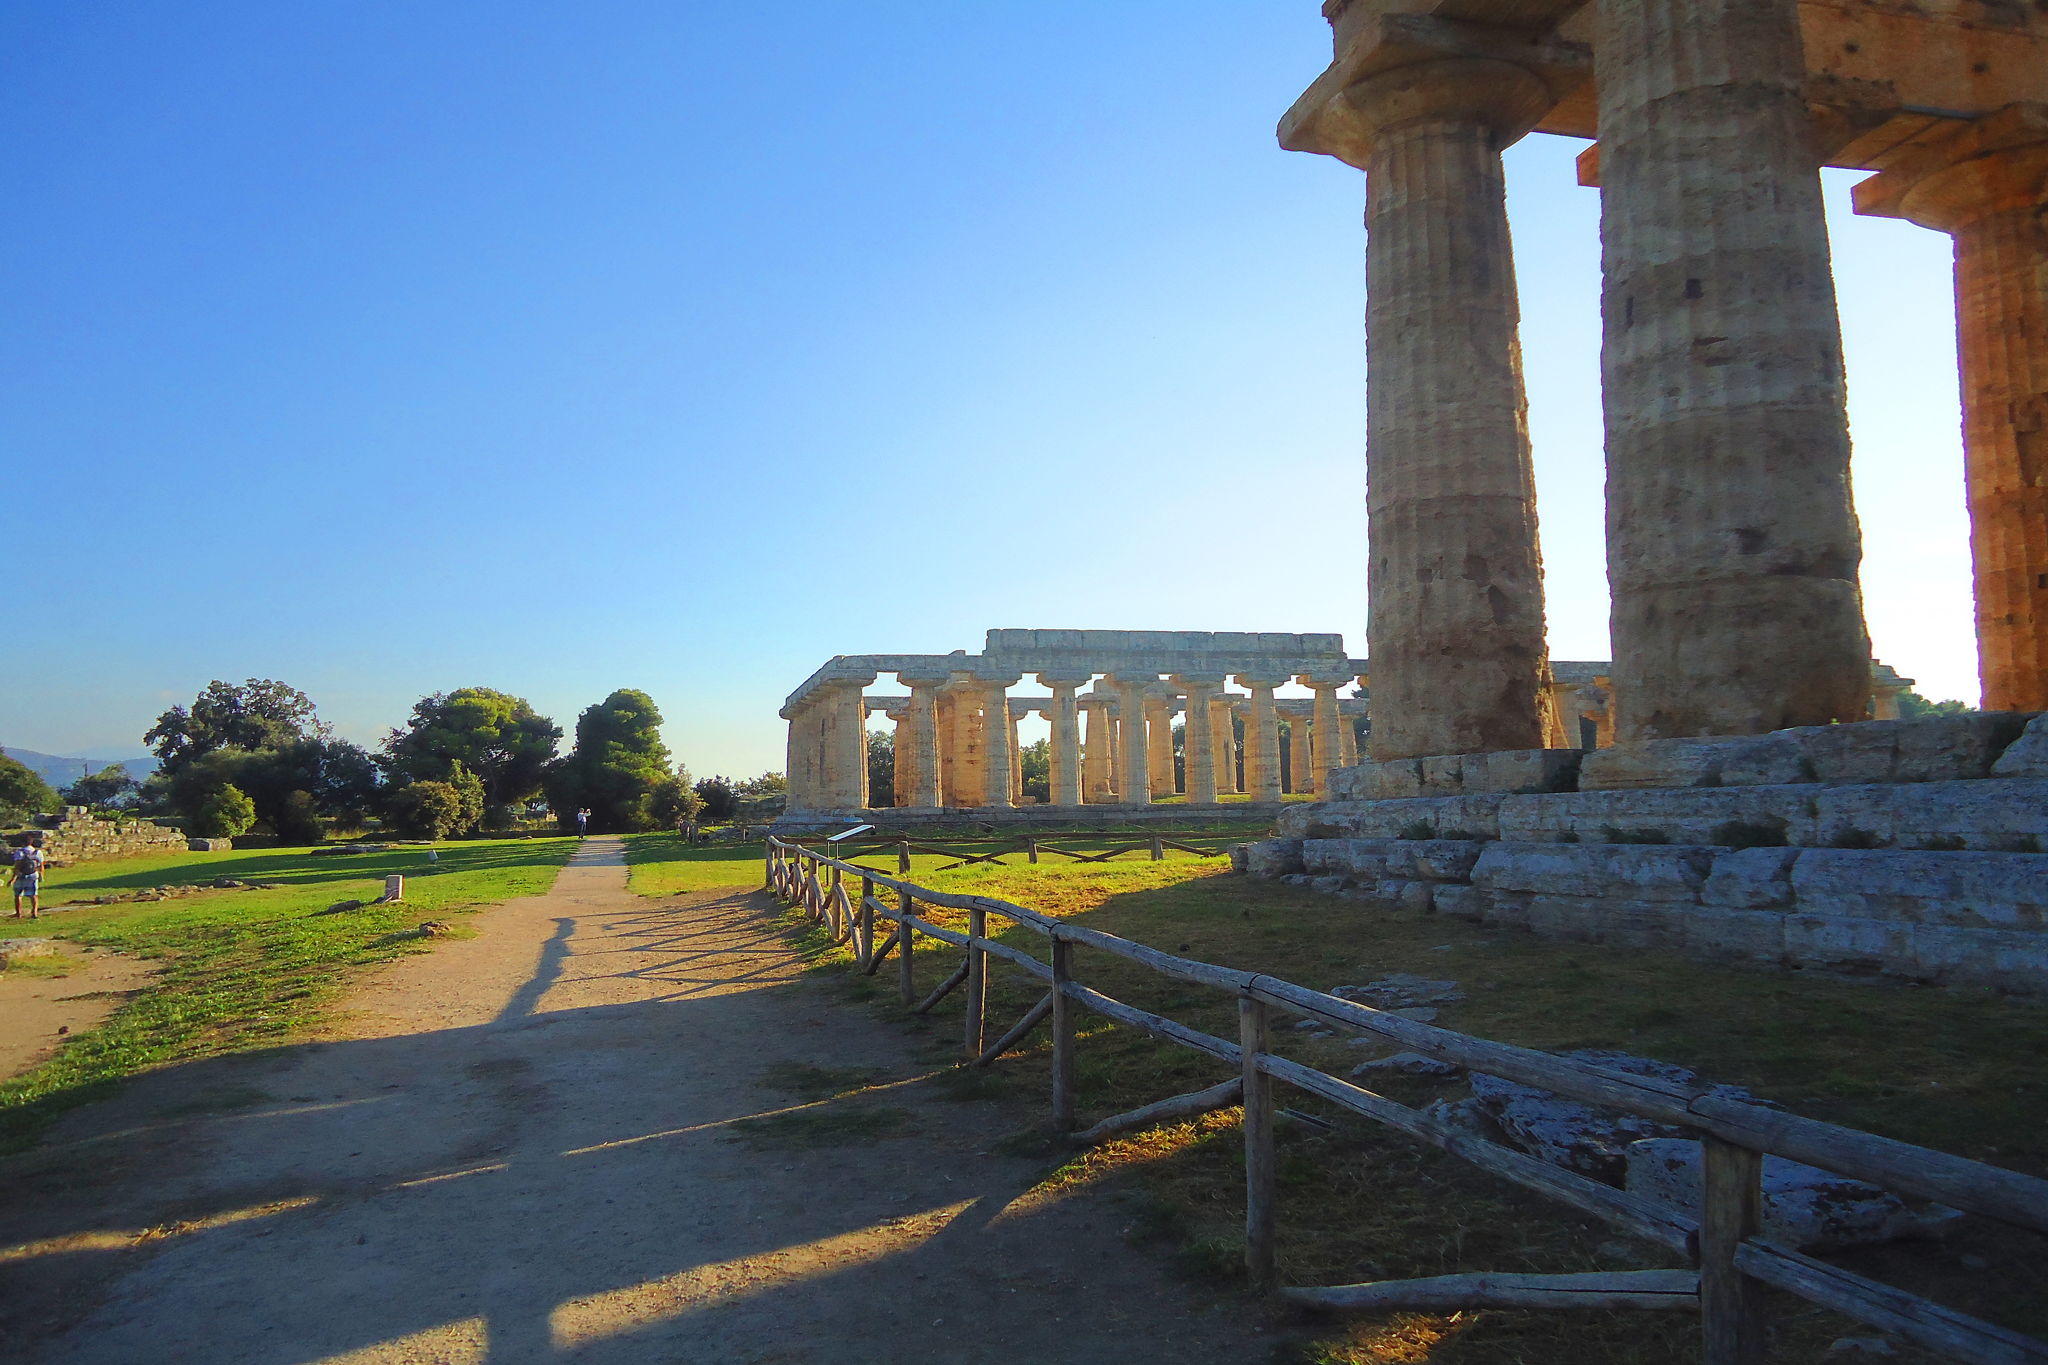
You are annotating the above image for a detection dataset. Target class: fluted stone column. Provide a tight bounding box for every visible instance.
[1302,674,1347,798]
[781,710,805,808]
[1857,109,2048,711]
[1238,674,1285,803]
[982,675,1020,809]
[1350,60,1556,760]
[1596,0,1871,739]
[887,709,912,807]
[1286,719,1311,795]
[1042,674,1087,808]
[816,679,871,809]
[1081,700,1115,802]
[901,676,945,809]
[1009,707,1025,805]
[1173,676,1222,804]
[1146,691,1177,797]
[1340,679,1363,767]
[1108,675,1154,806]
[946,678,984,809]
[1210,698,1239,795]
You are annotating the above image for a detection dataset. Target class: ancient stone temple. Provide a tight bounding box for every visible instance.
[1239,0,2048,996]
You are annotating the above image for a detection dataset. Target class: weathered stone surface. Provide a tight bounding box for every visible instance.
[1330,974,1464,1010]
[1991,713,2048,778]
[1527,896,1686,950]
[1783,914,1916,976]
[1498,786,1819,846]
[1579,737,1750,790]
[1286,794,1509,842]
[1790,849,2048,929]
[1301,838,1482,885]
[1469,1054,1697,1184]
[1814,779,2048,851]
[1786,713,2033,785]
[1244,838,1303,878]
[1472,843,1712,903]
[1701,847,1800,909]
[1431,884,1485,920]
[1481,748,1584,795]
[187,838,232,852]
[1682,908,1789,963]
[1910,925,2048,992]
[1625,1138,1960,1252]
[1352,1052,1463,1079]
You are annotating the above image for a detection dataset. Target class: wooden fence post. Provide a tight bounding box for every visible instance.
[963,903,987,1059]
[1700,1136,1767,1365]
[1027,839,1039,865]
[898,888,917,1006]
[764,841,775,891]
[898,840,911,874]
[1240,994,1276,1291]
[1150,835,1165,861]
[1051,935,1077,1132]
[858,875,875,966]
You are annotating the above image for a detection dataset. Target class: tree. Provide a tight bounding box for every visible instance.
[1018,739,1050,804]
[382,688,561,819]
[0,755,58,825]
[866,728,896,807]
[194,784,257,839]
[386,781,467,840]
[1897,690,1973,720]
[145,679,325,774]
[63,764,138,811]
[163,737,376,839]
[651,767,704,828]
[694,775,739,823]
[545,689,674,832]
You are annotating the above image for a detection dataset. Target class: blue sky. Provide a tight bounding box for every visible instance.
[1,2,1975,775]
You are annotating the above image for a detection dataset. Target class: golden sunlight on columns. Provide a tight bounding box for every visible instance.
[1146,689,1177,798]
[981,675,1020,809]
[1107,675,1155,806]
[902,675,946,810]
[1041,673,1088,808]
[1172,676,1222,804]
[1211,695,1239,796]
[1082,699,1115,802]
[1237,674,1286,803]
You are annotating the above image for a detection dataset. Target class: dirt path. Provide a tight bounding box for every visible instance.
[9,838,1271,1365]
[0,949,156,1082]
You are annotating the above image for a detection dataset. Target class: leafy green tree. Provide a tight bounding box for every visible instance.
[164,737,377,837]
[1018,738,1050,804]
[145,679,325,775]
[63,763,138,811]
[0,755,58,824]
[382,689,561,819]
[545,689,674,832]
[865,728,896,807]
[1896,690,1973,720]
[651,767,704,828]
[194,784,257,839]
[447,761,486,834]
[386,781,466,840]
[694,775,738,823]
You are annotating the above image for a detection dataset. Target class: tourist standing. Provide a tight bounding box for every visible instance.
[10,837,46,919]
[576,807,591,837]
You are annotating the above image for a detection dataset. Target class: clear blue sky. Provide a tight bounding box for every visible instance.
[1,2,1976,775]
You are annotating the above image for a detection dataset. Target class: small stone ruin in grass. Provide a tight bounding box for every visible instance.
[1307,977,1957,1254]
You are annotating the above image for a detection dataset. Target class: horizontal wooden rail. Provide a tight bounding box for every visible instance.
[762,836,2048,1363]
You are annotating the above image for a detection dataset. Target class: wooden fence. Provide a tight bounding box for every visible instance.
[764,835,2048,1365]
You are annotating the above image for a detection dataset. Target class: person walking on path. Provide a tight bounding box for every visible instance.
[575,807,591,837]
[10,837,46,919]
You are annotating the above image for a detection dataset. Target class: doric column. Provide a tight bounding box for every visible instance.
[1106,675,1155,806]
[814,679,872,809]
[1081,700,1114,802]
[1286,717,1311,795]
[1855,107,2048,712]
[1596,0,1871,739]
[901,675,946,810]
[1009,706,1025,805]
[1301,673,1348,798]
[1146,689,1177,797]
[886,708,912,807]
[980,674,1021,809]
[1334,60,1558,759]
[1210,696,1239,795]
[1171,676,1222,804]
[1041,673,1088,808]
[1237,674,1285,803]
[1340,678,1364,767]
[946,676,984,808]
[781,708,806,809]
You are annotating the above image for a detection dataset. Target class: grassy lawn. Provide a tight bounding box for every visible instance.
[630,837,2048,1364]
[0,838,574,1150]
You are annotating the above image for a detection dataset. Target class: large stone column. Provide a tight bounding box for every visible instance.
[946,677,984,809]
[901,676,945,810]
[887,708,912,807]
[1107,675,1154,806]
[1596,0,1871,739]
[1042,674,1088,808]
[1172,676,1222,804]
[781,709,806,808]
[1285,717,1311,795]
[815,679,871,809]
[981,675,1021,809]
[1237,674,1285,803]
[1856,108,2048,712]
[1340,678,1363,767]
[1081,699,1115,802]
[1146,690,1178,797]
[1009,706,1025,805]
[1210,697,1239,795]
[1301,673,1348,798]
[1348,60,1557,760]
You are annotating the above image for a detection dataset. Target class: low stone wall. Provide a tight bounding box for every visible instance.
[7,808,187,867]
[1241,837,2048,994]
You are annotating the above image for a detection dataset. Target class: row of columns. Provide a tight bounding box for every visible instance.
[1306,0,2048,754]
[784,670,1366,811]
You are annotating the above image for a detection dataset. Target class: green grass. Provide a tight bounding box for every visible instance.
[0,837,574,1149]
[719,845,2048,1365]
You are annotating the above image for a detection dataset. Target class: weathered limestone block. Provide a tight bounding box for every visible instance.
[1481,748,1584,795]
[1301,838,1483,885]
[1910,925,2048,993]
[1473,843,1711,903]
[1244,838,1304,878]
[1791,849,2048,929]
[1625,1139,1960,1253]
[1526,896,1687,950]
[1366,759,1424,799]
[187,838,232,852]
[1814,779,2048,851]
[1784,713,2032,785]
[1356,878,1435,913]
[1418,755,1471,798]
[1683,908,1789,964]
[1580,735,1802,790]
[1285,794,1509,842]
[1990,713,2048,778]
[1782,914,1917,977]
[1498,787,1818,846]
[1432,884,1485,920]
[1702,847,1800,910]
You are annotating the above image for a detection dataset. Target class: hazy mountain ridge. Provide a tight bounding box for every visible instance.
[3,747,160,787]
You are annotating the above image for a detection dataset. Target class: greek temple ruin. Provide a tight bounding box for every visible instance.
[1234,0,2048,996]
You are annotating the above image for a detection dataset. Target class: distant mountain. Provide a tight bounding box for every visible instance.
[2,747,159,788]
